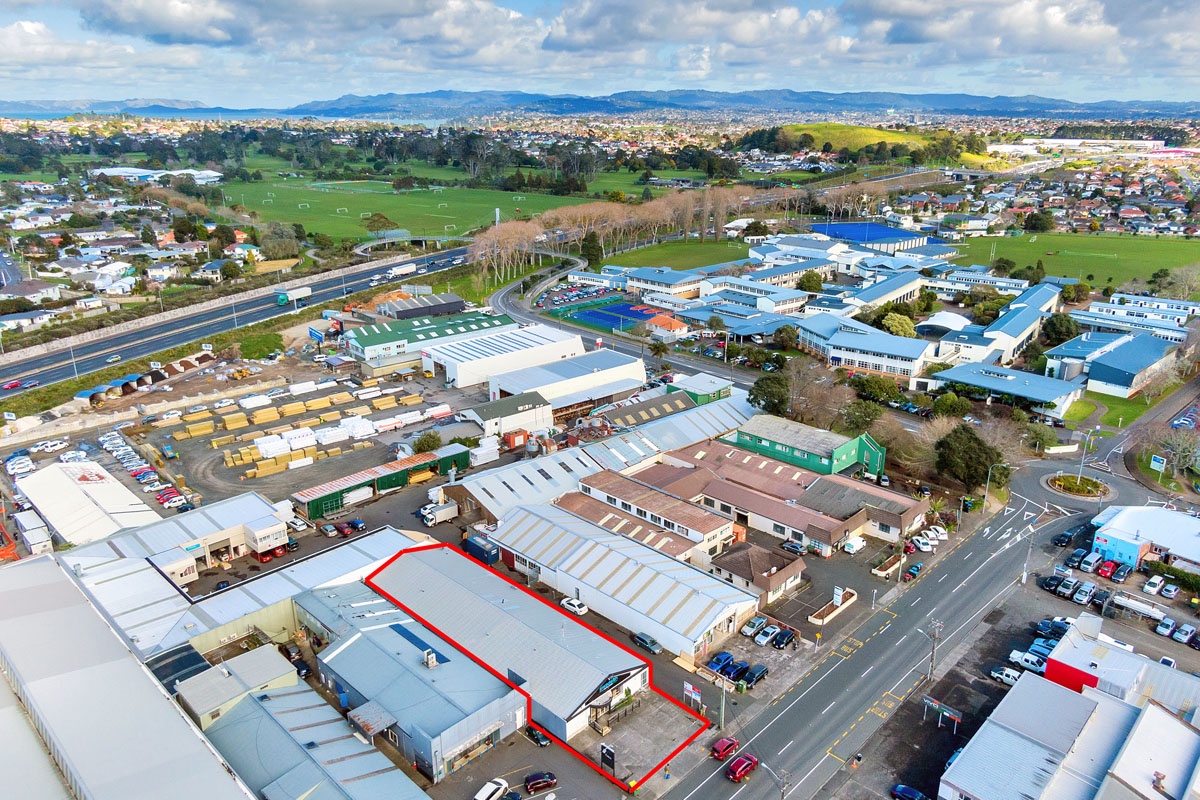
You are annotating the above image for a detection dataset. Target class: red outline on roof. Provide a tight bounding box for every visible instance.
[364,542,709,791]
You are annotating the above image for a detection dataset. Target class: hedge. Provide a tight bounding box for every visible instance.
[1145,561,1200,594]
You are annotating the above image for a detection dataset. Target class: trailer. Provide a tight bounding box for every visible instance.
[1111,592,1166,621]
[277,287,312,306]
[463,535,499,565]
[386,263,416,279]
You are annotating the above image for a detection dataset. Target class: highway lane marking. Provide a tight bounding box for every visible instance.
[678,659,844,800]
[909,596,920,606]
[860,666,873,678]
[779,740,794,754]
[896,635,906,645]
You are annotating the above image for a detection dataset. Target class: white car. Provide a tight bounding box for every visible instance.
[911,536,934,553]
[58,450,88,462]
[755,625,781,646]
[6,459,34,476]
[473,779,510,800]
[560,597,588,615]
[163,496,189,509]
[214,398,236,409]
[143,482,169,492]
[926,525,948,540]
[161,410,182,420]
[1143,575,1166,595]
[287,517,309,532]
[187,405,209,414]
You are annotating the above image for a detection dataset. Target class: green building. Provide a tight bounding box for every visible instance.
[666,373,733,406]
[733,415,885,477]
[291,443,469,520]
[344,312,519,376]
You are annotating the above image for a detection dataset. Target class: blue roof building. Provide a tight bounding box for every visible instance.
[794,312,934,382]
[928,362,1084,418]
[1047,332,1176,399]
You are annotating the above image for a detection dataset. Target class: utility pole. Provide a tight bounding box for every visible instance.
[919,620,944,681]
[761,763,790,800]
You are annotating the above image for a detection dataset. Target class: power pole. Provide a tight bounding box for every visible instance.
[919,620,945,681]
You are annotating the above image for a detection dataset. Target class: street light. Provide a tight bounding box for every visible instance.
[1077,426,1099,480]
[983,462,1009,511]
[760,762,790,800]
[918,620,945,682]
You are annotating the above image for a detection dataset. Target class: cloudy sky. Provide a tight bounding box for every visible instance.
[0,0,1195,106]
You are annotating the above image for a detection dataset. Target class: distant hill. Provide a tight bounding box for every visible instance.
[2,90,1199,119]
[779,123,931,151]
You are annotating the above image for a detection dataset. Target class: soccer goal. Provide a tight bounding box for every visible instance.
[336,207,349,214]
[267,191,276,198]
[444,224,457,232]
[360,212,372,218]
[438,202,449,208]
[512,195,525,201]
[298,203,310,209]
[431,187,444,194]
[224,195,233,203]
[262,199,273,205]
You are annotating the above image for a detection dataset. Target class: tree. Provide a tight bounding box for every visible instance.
[842,400,884,435]
[772,324,797,351]
[140,224,156,245]
[260,222,299,260]
[880,313,917,338]
[580,231,602,267]
[649,340,669,365]
[748,374,790,416]
[706,315,726,334]
[935,424,1009,491]
[743,220,769,237]
[797,270,823,292]
[361,212,397,235]
[1026,423,1058,452]
[991,257,1016,276]
[641,186,652,202]
[219,260,241,280]
[1042,313,1080,346]
[932,391,973,418]
[1154,428,1200,474]
[414,430,442,454]
[1059,284,1076,303]
[850,374,903,403]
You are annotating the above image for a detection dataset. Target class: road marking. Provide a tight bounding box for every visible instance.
[938,574,947,583]
[896,634,906,645]
[822,701,836,714]
[779,740,794,754]
[731,785,747,799]
[880,622,891,635]
[790,752,831,794]
[861,666,873,678]
[909,596,920,606]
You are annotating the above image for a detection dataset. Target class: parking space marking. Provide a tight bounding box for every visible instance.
[731,784,747,799]
[779,740,794,754]
[938,574,947,582]
[822,701,836,714]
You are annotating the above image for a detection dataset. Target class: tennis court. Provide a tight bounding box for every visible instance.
[565,301,664,331]
[809,221,946,245]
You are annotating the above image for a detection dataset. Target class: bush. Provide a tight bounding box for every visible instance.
[1146,561,1200,594]
[414,431,442,454]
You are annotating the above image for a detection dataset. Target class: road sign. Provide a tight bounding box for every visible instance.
[833,586,845,606]
[683,681,701,703]
[600,743,615,770]
[201,343,213,352]
[2,412,14,421]
[308,327,325,344]
[1151,454,1167,472]
[149,361,162,370]
[923,695,962,723]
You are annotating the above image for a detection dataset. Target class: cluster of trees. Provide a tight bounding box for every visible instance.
[856,291,938,336]
[1052,123,1190,148]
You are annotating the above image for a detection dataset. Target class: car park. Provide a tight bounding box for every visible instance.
[707,651,734,672]
[525,726,551,747]
[1097,560,1118,579]
[332,521,354,537]
[1041,575,1065,593]
[1065,548,1088,569]
[524,772,556,794]
[559,597,588,615]
[722,661,750,681]
[1057,577,1081,599]
[741,615,768,636]
[348,518,367,531]
[1113,564,1132,583]
[755,625,780,646]
[725,754,759,782]
[320,524,338,537]
[710,737,740,761]
[773,630,796,650]
[286,517,308,532]
[1162,583,1181,599]
[1029,638,1059,659]
[911,536,933,553]
[743,664,769,688]
[990,666,1021,686]
[473,778,509,800]
[1072,581,1097,605]
[1009,650,1047,673]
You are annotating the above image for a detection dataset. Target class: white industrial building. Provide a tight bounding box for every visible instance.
[15,461,161,545]
[421,324,584,389]
[486,504,759,661]
[457,391,554,437]
[488,349,646,404]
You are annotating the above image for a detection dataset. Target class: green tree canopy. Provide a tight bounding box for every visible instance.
[748,374,790,416]
[935,424,1009,491]
[932,391,973,418]
[1042,312,1081,346]
[414,430,442,454]
[841,400,884,436]
[772,324,798,351]
[797,270,823,293]
[880,312,917,338]
[580,231,602,267]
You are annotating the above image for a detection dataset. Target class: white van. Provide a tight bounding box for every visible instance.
[1080,552,1102,573]
[843,536,867,555]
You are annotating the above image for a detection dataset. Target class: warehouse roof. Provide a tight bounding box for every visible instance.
[379,292,463,316]
[580,470,730,535]
[297,581,518,737]
[174,645,295,719]
[291,453,437,504]
[367,545,645,720]
[424,324,579,365]
[491,349,643,394]
[60,525,429,659]
[206,680,425,800]
[490,504,757,645]
[458,448,604,519]
[15,461,161,545]
[935,362,1083,404]
[600,392,696,427]
[467,391,551,422]
[1089,334,1174,386]
[739,415,851,457]
[555,492,697,557]
[670,372,732,396]
[344,311,514,349]
[0,557,250,800]
[1045,331,1126,359]
[0,674,71,800]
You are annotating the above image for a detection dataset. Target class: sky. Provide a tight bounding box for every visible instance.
[0,0,1196,107]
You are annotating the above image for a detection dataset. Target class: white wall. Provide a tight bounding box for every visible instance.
[440,337,585,389]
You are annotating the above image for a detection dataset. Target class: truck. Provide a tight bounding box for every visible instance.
[386,263,416,279]
[463,535,499,565]
[422,501,458,527]
[162,445,178,460]
[277,287,312,306]
[1008,650,1047,674]
[989,666,1021,686]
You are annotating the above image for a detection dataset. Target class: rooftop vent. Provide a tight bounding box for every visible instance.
[422,648,439,669]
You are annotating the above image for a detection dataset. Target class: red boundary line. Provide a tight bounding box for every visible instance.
[364,542,709,791]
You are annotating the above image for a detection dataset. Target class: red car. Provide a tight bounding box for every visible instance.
[710,737,740,761]
[2,380,20,390]
[1098,560,1118,579]
[253,550,273,564]
[903,540,917,554]
[725,754,758,782]
[272,545,287,557]
[334,522,354,537]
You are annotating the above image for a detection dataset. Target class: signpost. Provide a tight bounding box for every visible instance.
[683,681,702,705]
[600,743,615,775]
[200,343,213,352]
[308,327,325,344]
[922,695,962,733]
[833,586,845,607]
[149,361,162,370]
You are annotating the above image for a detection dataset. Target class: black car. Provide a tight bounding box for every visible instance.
[1189,635,1200,652]
[1041,575,1064,593]
[524,772,557,794]
[630,632,664,654]
[1112,564,1133,583]
[1065,548,1088,568]
[772,630,796,650]
[723,661,750,681]
[743,664,769,688]
[1052,532,1074,547]
[1091,589,1112,609]
[295,660,311,678]
[525,725,551,747]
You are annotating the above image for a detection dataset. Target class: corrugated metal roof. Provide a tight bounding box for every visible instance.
[15,461,161,545]
[292,454,436,503]
[424,324,578,365]
[459,448,603,519]
[368,546,644,720]
[490,349,643,397]
[343,311,513,348]
[492,505,757,643]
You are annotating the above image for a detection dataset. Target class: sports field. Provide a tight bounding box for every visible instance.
[556,301,664,332]
[220,179,592,240]
[952,232,1200,285]
[606,240,751,270]
[780,123,931,151]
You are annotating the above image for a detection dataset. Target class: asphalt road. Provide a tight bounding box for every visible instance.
[0,247,469,392]
[0,250,22,288]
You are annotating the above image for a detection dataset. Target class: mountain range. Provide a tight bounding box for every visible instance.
[1,90,1197,119]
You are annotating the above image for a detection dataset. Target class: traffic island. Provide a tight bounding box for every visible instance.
[808,588,857,625]
[1045,473,1109,498]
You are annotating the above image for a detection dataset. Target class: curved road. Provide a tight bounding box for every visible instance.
[0,247,469,393]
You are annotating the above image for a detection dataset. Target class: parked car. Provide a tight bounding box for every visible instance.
[755,625,781,646]
[286,537,300,552]
[1072,581,1097,605]
[990,666,1021,686]
[560,597,588,615]
[1065,548,1088,569]
[279,642,302,662]
[725,754,759,782]
[1051,532,1074,547]
[1113,564,1133,583]
[320,524,339,537]
[1009,650,1047,673]
[772,630,796,650]
[1174,624,1197,644]
[722,661,750,681]
[163,496,189,509]
[348,518,367,531]
[1041,575,1065,593]
[890,787,930,800]
[911,536,933,553]
[740,615,768,636]
[286,517,308,532]
[743,664,769,688]
[707,652,734,672]
[473,779,509,800]
[1162,583,1182,599]
[525,726,551,747]
[631,632,663,654]
[1144,575,1166,595]
[780,540,805,555]
[142,481,169,492]
[1157,618,1178,637]
[710,737,740,761]
[523,772,556,794]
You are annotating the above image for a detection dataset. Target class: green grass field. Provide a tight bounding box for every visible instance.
[585,169,710,197]
[606,240,750,270]
[220,179,591,240]
[1086,389,1174,427]
[952,232,1200,286]
[780,123,931,151]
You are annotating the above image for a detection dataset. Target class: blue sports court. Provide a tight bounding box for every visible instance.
[809,221,946,245]
[566,301,663,331]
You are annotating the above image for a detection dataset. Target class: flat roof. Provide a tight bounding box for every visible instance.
[580,470,729,534]
[670,372,732,396]
[491,349,642,394]
[935,362,1083,404]
[424,324,579,364]
[344,311,514,348]
[175,644,294,718]
[291,453,437,503]
[0,557,251,800]
[0,667,72,800]
[599,392,696,428]
[1093,505,1200,562]
[739,414,851,457]
[367,545,645,720]
[1046,331,1127,359]
[467,391,551,421]
[15,461,161,545]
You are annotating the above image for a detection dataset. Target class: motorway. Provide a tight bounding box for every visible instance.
[0,246,469,392]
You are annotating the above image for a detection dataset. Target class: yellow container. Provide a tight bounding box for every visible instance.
[372,396,398,411]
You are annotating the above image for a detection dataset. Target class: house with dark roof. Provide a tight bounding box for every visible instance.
[710,541,804,609]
